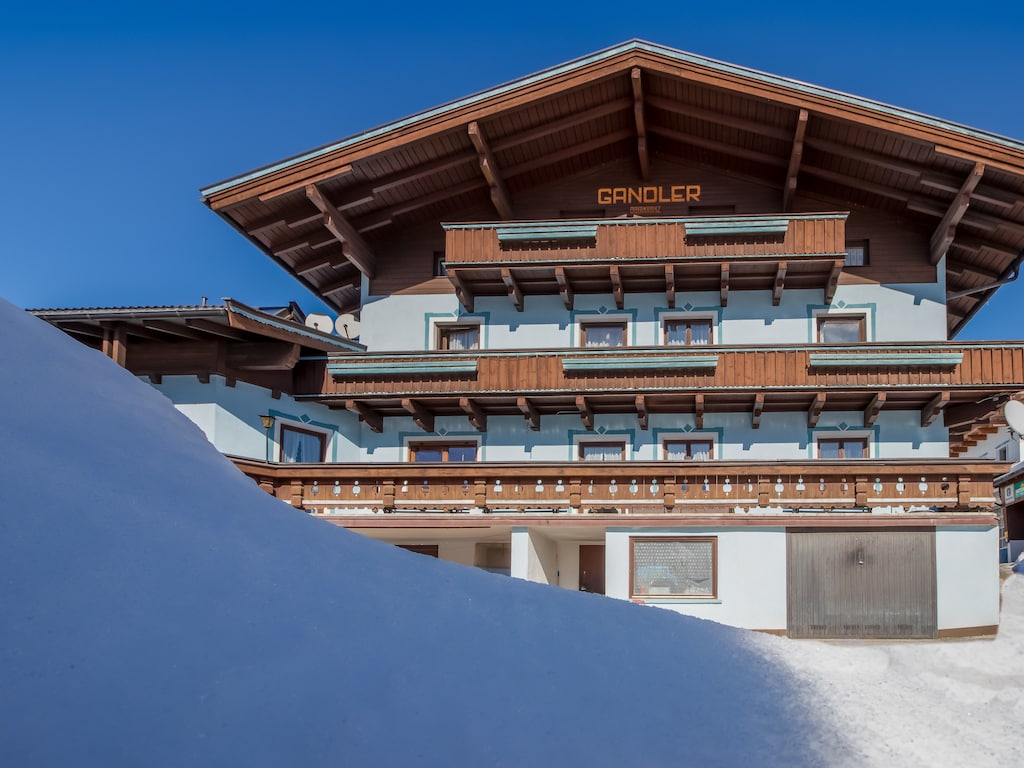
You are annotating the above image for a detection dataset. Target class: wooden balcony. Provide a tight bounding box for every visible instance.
[233,458,1004,521]
[296,343,1024,432]
[442,214,847,312]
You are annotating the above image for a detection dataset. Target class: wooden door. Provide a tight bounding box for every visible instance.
[579,545,606,594]
[787,529,936,638]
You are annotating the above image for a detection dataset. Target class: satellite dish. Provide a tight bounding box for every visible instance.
[304,313,334,334]
[1004,400,1024,438]
[336,313,361,339]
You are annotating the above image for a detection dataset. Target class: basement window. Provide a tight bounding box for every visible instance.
[631,537,717,599]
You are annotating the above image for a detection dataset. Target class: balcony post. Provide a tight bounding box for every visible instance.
[382,480,395,510]
[289,480,304,508]
[757,477,771,506]
[855,476,870,507]
[663,479,676,511]
[474,480,488,509]
[957,475,972,506]
[569,479,582,510]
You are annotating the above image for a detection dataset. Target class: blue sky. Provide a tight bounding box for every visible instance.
[3,1,1023,338]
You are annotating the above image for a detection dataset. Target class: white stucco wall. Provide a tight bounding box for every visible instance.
[510,528,559,585]
[935,526,1001,631]
[962,426,1021,462]
[359,280,947,353]
[605,527,788,631]
[151,375,361,462]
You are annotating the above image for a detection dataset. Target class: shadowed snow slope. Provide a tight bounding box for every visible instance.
[0,298,837,767]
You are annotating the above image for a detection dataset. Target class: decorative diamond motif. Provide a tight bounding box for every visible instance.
[300,415,311,423]
[836,300,847,308]
[838,422,849,431]
[682,424,694,432]
[683,302,693,312]
[597,425,607,434]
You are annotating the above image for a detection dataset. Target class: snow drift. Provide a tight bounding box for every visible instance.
[0,298,837,766]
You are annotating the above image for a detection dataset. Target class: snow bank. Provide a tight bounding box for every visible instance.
[0,296,837,766]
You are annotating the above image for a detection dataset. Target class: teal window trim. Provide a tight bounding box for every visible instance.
[807,302,877,343]
[570,307,640,346]
[562,354,718,372]
[268,408,340,462]
[569,428,637,461]
[808,352,962,367]
[424,311,490,351]
[808,425,880,460]
[652,426,725,460]
[684,219,789,237]
[399,430,486,462]
[653,305,723,345]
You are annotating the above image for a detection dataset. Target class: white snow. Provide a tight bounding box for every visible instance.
[1,295,1022,767]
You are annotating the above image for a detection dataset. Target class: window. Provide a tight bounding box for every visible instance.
[663,439,713,461]
[664,318,712,346]
[436,324,479,350]
[845,240,869,267]
[817,437,868,459]
[410,442,477,462]
[433,251,447,277]
[581,321,627,348]
[817,315,866,343]
[280,424,327,463]
[579,441,625,461]
[631,537,717,599]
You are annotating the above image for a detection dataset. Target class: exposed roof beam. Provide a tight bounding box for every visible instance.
[803,136,923,180]
[459,397,487,432]
[922,391,951,427]
[505,129,634,178]
[59,322,105,339]
[610,265,624,309]
[185,318,250,341]
[645,95,792,142]
[402,398,435,433]
[950,235,1022,261]
[649,124,787,169]
[270,228,337,257]
[824,261,842,305]
[694,393,705,430]
[773,260,788,306]
[468,121,513,219]
[517,396,540,431]
[101,323,128,367]
[371,152,476,195]
[635,394,648,430]
[751,392,765,429]
[665,265,676,308]
[920,175,1016,210]
[946,258,1002,282]
[555,267,574,310]
[492,99,630,152]
[800,164,910,204]
[930,163,985,265]
[387,178,486,220]
[576,395,594,431]
[346,399,383,433]
[720,263,730,306]
[142,320,206,340]
[864,392,886,427]
[501,268,524,312]
[305,184,376,277]
[631,68,650,180]
[227,342,300,371]
[807,392,826,428]
[782,112,809,213]
[256,165,353,203]
[319,274,359,297]
[447,269,475,313]
[294,249,352,276]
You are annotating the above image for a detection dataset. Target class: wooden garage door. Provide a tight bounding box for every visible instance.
[787,529,936,639]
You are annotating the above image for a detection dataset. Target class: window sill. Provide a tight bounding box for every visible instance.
[631,598,721,605]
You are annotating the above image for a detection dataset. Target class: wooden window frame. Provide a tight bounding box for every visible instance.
[629,537,718,599]
[817,314,866,343]
[279,423,327,463]
[577,440,626,461]
[816,436,869,459]
[409,441,478,463]
[435,323,480,351]
[662,438,714,461]
[580,321,628,348]
[663,317,713,346]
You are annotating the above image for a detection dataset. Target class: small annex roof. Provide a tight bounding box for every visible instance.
[201,40,1024,335]
[30,300,365,354]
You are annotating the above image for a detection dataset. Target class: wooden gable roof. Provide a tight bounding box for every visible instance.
[200,40,1024,335]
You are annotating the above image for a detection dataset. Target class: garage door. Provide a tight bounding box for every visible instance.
[786,528,936,639]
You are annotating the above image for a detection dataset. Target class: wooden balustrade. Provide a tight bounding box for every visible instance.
[232,458,1003,516]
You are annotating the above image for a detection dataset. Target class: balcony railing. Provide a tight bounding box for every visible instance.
[233,458,1004,517]
[441,214,848,311]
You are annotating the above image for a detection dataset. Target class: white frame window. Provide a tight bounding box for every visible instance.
[278,422,329,463]
[662,315,714,346]
[815,433,871,459]
[430,317,483,351]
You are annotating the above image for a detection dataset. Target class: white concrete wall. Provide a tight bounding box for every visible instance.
[935,526,1001,631]
[510,528,560,585]
[962,426,1021,462]
[557,542,581,590]
[606,527,788,631]
[359,281,947,352]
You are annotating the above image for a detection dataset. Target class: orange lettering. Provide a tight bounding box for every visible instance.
[686,185,701,202]
[597,188,612,205]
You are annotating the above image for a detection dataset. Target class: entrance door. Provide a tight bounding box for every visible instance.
[786,529,936,638]
[579,545,606,594]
